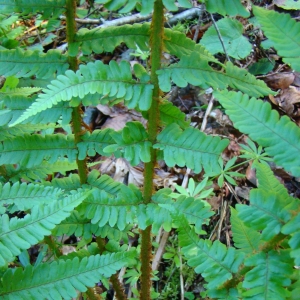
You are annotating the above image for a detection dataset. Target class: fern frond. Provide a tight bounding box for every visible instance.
[214,90,300,176]
[53,211,131,241]
[282,214,300,265]
[157,53,273,97]
[206,0,250,17]
[5,160,78,183]
[73,23,216,62]
[0,191,89,267]
[242,250,293,299]
[51,173,82,192]
[0,49,68,79]
[0,251,135,299]
[178,217,244,290]
[3,95,72,126]
[103,122,151,165]
[0,122,56,142]
[0,134,77,168]
[253,6,300,71]
[77,170,142,231]
[154,123,229,174]
[0,87,41,97]
[230,207,261,255]
[0,0,66,18]
[97,0,191,14]
[159,101,189,129]
[237,188,292,241]
[78,128,115,160]
[0,182,62,212]
[12,60,153,125]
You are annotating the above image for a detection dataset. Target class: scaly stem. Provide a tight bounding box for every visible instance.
[140,0,165,299]
[66,0,87,184]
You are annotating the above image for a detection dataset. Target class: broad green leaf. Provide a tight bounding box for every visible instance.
[201,18,252,59]
[253,6,300,71]
[205,0,250,17]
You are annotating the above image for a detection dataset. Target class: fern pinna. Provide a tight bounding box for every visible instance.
[0,0,299,299]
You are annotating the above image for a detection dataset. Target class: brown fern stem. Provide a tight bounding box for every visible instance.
[140,0,165,299]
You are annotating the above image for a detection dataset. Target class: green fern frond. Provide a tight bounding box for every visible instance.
[103,122,151,165]
[3,95,72,125]
[72,23,150,56]
[0,251,135,299]
[206,0,250,17]
[0,134,77,168]
[159,100,189,128]
[157,53,273,97]
[154,123,229,174]
[0,191,89,267]
[49,174,82,194]
[214,90,300,177]
[282,214,300,265]
[253,6,300,72]
[0,0,66,18]
[0,122,55,142]
[230,207,261,255]
[178,217,244,290]
[242,250,293,299]
[78,128,115,160]
[0,49,68,79]
[12,60,153,126]
[0,182,62,212]
[0,87,41,97]
[77,170,142,230]
[53,211,131,241]
[73,23,216,62]
[97,0,191,14]
[237,187,293,241]
[5,160,78,183]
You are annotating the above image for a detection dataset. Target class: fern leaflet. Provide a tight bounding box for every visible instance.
[215,90,300,177]
[154,123,229,174]
[0,251,135,299]
[0,49,68,79]
[253,6,300,72]
[0,134,77,168]
[12,60,153,125]
[0,191,89,267]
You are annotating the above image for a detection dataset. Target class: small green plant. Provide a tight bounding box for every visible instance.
[0,0,299,299]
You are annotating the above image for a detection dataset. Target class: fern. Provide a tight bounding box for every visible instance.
[206,0,250,17]
[178,217,244,290]
[237,184,293,241]
[103,121,152,165]
[0,191,89,267]
[0,181,62,212]
[157,54,273,98]
[0,49,68,79]
[77,128,115,159]
[4,160,78,183]
[0,134,77,168]
[215,90,300,176]
[253,6,300,72]
[154,123,229,174]
[0,0,66,18]
[230,207,262,255]
[0,251,135,299]
[242,250,293,299]
[2,95,72,125]
[12,60,153,125]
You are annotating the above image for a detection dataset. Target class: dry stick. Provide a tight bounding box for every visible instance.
[59,8,203,27]
[209,13,231,62]
[192,5,205,42]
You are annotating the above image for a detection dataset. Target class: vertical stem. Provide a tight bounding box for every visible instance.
[66,0,87,184]
[140,0,165,299]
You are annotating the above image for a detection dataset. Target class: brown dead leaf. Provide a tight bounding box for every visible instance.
[207,195,222,210]
[271,86,300,117]
[101,114,133,130]
[264,72,295,90]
